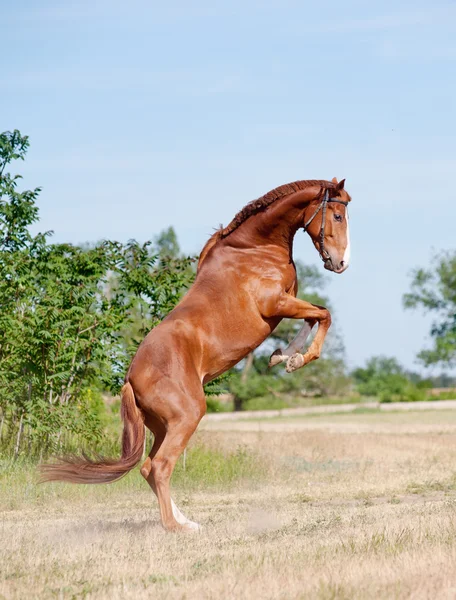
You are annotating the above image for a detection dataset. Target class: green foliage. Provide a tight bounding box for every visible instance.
[203,371,231,398]
[230,370,280,404]
[0,130,194,458]
[429,389,456,400]
[243,395,289,411]
[205,396,231,413]
[280,356,352,397]
[0,130,42,251]
[352,356,426,403]
[109,239,195,384]
[154,226,180,259]
[404,251,456,367]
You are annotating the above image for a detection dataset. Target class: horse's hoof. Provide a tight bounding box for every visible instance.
[269,348,287,368]
[180,521,202,533]
[286,353,305,373]
[165,520,202,534]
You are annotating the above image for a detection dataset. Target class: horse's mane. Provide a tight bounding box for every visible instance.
[198,230,224,270]
[198,179,334,270]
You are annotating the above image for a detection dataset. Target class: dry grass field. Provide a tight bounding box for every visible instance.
[2,407,456,599]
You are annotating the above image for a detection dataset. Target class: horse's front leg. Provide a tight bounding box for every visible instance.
[268,319,316,367]
[266,294,331,373]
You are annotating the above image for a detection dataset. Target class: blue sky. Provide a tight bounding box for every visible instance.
[2,0,455,372]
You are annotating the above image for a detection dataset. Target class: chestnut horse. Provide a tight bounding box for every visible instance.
[42,177,352,532]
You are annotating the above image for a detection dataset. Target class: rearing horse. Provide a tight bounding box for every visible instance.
[42,177,352,532]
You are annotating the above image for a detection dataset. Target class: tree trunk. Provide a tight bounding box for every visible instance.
[14,412,24,460]
[241,352,254,384]
[234,352,254,411]
[233,395,243,412]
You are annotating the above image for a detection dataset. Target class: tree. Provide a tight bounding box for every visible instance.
[352,356,426,402]
[155,226,180,259]
[0,130,195,457]
[0,130,42,251]
[403,251,456,367]
[113,238,195,371]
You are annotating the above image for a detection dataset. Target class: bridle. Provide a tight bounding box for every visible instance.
[302,189,349,265]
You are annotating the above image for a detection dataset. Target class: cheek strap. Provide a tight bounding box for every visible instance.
[303,190,349,262]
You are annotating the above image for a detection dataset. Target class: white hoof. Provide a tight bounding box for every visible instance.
[171,499,201,532]
[286,353,305,373]
[185,520,201,532]
[269,348,288,367]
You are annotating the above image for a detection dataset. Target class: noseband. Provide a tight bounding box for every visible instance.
[302,189,349,264]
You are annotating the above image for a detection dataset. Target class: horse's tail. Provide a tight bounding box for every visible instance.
[40,382,145,484]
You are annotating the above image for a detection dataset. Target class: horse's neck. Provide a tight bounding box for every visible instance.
[228,197,305,253]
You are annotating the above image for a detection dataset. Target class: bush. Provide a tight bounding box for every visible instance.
[205,396,232,413]
[243,395,288,411]
[353,356,427,403]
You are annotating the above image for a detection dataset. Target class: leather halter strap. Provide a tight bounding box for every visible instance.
[302,189,349,263]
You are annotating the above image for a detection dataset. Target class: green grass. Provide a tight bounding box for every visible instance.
[173,443,266,488]
[243,395,289,411]
[244,394,365,411]
[0,457,144,511]
[406,475,456,495]
[240,408,456,425]
[0,442,266,511]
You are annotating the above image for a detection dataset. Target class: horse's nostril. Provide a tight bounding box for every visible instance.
[340,261,345,268]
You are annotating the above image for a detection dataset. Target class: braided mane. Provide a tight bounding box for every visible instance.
[198,179,335,270]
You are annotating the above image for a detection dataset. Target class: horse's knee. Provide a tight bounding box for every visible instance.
[321,309,332,328]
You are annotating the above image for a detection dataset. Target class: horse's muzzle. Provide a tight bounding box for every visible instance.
[323,257,334,271]
[324,258,348,274]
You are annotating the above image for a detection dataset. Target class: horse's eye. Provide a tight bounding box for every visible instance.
[334,214,343,222]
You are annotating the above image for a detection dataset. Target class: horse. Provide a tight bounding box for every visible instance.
[41,177,352,532]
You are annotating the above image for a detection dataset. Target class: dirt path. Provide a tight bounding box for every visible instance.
[201,402,456,434]
[204,399,456,423]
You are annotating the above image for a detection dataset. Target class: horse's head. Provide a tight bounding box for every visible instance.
[304,178,351,274]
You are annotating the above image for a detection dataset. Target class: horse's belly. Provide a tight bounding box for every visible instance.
[201,317,279,383]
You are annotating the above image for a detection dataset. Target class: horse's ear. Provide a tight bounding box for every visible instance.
[331,177,338,184]
[336,179,345,191]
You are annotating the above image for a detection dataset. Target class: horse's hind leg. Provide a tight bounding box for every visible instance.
[140,414,166,492]
[139,390,205,532]
[153,415,203,532]
[140,416,200,530]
